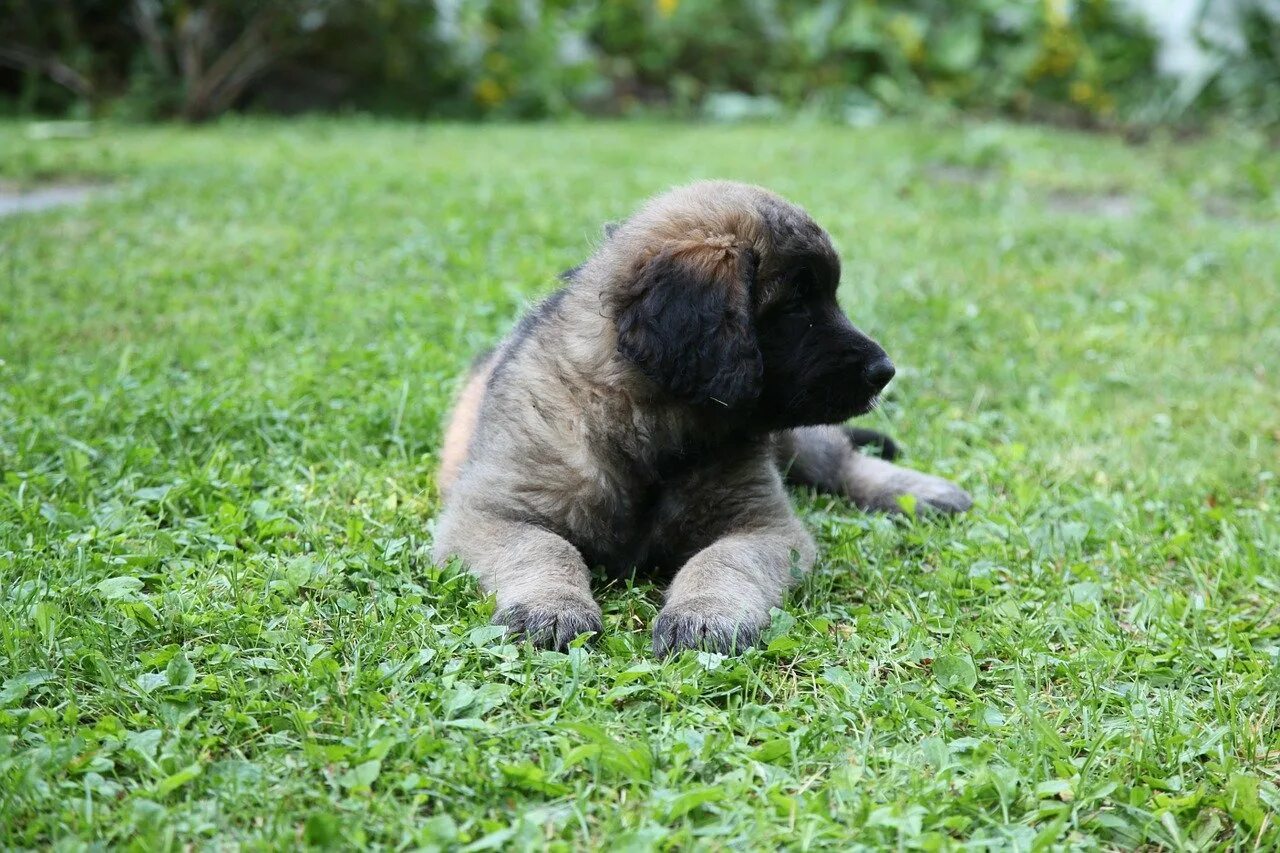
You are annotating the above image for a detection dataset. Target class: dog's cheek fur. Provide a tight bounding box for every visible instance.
[615,245,762,407]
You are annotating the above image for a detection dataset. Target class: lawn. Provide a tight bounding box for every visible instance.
[1,118,1278,850]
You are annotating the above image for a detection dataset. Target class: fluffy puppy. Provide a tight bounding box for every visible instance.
[433,181,971,655]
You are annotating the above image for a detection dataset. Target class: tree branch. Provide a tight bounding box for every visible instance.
[0,42,94,96]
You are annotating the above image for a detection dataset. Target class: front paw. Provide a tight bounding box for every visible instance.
[494,593,603,652]
[653,598,768,657]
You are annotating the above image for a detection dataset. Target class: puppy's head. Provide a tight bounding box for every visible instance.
[601,181,893,427]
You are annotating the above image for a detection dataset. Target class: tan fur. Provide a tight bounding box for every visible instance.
[437,354,494,498]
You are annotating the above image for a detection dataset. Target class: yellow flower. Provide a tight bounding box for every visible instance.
[657,0,678,18]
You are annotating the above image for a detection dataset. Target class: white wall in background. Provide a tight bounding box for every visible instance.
[1125,0,1215,80]
[1125,0,1280,83]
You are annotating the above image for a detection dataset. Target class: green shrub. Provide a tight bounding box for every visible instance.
[0,0,1271,127]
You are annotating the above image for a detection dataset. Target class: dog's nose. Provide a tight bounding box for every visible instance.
[863,356,896,392]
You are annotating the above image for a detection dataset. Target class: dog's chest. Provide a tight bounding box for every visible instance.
[567,474,691,579]
[527,397,752,575]
[559,437,732,578]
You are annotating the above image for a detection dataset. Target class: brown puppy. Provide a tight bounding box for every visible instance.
[433,181,971,655]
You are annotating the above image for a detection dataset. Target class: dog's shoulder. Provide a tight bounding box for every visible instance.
[485,288,570,386]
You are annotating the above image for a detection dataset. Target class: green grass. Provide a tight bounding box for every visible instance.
[1,118,1278,850]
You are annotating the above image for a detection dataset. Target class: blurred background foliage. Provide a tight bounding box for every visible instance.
[1,0,1277,128]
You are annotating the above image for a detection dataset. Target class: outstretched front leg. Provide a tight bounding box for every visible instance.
[433,506,602,651]
[776,425,972,514]
[652,458,816,656]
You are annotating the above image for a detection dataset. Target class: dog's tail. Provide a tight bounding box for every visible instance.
[843,426,900,461]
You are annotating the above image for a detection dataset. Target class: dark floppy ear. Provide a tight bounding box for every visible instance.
[615,241,762,407]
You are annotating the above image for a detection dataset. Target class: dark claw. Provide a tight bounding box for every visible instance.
[652,605,764,657]
[916,484,974,515]
[925,488,973,514]
[494,598,602,652]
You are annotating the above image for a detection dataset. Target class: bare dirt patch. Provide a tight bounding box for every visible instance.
[924,164,994,186]
[1201,194,1275,227]
[0,181,104,217]
[1044,189,1138,219]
